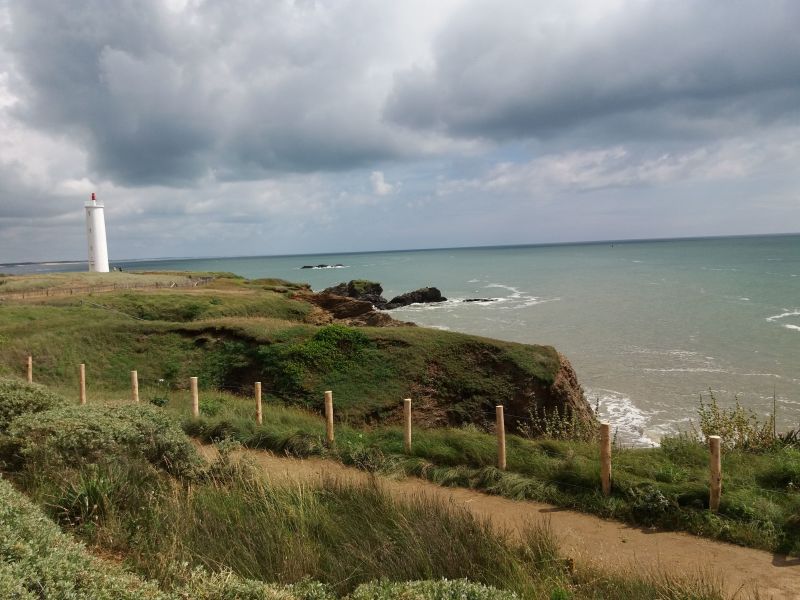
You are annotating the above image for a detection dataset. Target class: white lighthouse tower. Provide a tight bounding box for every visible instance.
[85,192,110,273]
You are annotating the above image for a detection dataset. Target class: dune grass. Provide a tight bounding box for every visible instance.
[175,388,800,556]
[0,378,736,599]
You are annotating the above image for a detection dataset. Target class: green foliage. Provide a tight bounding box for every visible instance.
[0,377,63,432]
[199,395,225,416]
[518,406,599,442]
[258,324,373,396]
[626,484,676,524]
[200,340,255,388]
[183,389,800,557]
[695,390,777,451]
[0,478,169,599]
[348,579,518,599]
[8,404,202,478]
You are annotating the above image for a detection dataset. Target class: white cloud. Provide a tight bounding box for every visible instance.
[370,171,394,196]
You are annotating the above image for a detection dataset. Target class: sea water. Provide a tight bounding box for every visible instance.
[5,234,799,444]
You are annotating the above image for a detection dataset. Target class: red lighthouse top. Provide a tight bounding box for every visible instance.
[91,193,96,201]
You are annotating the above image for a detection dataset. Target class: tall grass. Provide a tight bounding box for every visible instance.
[177,389,800,556]
[19,454,731,600]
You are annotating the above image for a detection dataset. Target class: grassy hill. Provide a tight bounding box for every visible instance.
[0,272,570,429]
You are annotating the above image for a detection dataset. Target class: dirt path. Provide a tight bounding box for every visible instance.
[198,445,800,599]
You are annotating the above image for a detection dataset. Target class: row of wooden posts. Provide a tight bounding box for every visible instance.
[24,355,724,511]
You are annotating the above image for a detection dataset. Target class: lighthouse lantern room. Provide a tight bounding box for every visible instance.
[85,193,110,273]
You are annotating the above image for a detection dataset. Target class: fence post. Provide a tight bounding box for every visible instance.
[255,381,263,425]
[496,405,506,470]
[26,355,33,383]
[404,398,412,453]
[131,370,139,402]
[709,435,722,511]
[324,390,334,446]
[600,422,611,496]
[190,377,199,418]
[79,363,86,405]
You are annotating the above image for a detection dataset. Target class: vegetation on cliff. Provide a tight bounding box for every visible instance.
[0,272,588,431]
[0,378,733,599]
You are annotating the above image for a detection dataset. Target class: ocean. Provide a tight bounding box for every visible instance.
[4,234,799,445]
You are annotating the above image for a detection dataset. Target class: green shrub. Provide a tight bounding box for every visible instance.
[348,579,518,599]
[0,478,169,599]
[179,569,334,600]
[8,404,202,478]
[695,391,776,451]
[0,377,63,432]
[626,484,676,524]
[257,324,372,395]
[199,395,225,417]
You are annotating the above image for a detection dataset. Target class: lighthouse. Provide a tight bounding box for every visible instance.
[85,193,110,273]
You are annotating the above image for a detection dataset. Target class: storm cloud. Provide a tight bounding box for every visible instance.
[385,1,800,142]
[0,0,798,263]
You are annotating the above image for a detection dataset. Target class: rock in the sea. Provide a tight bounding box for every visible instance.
[463,298,497,303]
[323,280,387,306]
[384,287,447,309]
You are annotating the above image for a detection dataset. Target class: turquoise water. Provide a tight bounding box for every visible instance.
[6,235,799,444]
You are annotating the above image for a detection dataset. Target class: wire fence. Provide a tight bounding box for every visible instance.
[0,277,213,300]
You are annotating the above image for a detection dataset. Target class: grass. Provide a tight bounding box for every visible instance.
[0,279,563,426]
[0,378,736,599]
[176,388,800,557]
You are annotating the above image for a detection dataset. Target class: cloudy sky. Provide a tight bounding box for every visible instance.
[1,0,798,263]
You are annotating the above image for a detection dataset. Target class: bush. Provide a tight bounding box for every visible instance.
[257,324,372,395]
[0,377,63,432]
[0,478,169,599]
[348,579,518,600]
[179,569,334,600]
[695,391,776,451]
[8,404,202,478]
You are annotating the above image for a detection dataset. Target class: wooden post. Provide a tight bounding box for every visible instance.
[600,422,611,496]
[190,377,199,418]
[79,363,86,405]
[131,370,139,402]
[709,435,722,511]
[26,355,33,383]
[324,390,334,446]
[255,381,263,425]
[403,398,412,453]
[496,405,506,470]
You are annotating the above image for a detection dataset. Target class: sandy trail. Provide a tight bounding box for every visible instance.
[198,446,800,599]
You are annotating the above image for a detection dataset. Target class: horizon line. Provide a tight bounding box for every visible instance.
[3,230,799,267]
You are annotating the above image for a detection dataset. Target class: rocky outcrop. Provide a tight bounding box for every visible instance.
[501,352,594,434]
[323,280,387,306]
[383,287,446,309]
[320,280,447,310]
[298,291,414,328]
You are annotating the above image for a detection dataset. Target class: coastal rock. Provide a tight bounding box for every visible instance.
[298,290,415,328]
[463,298,497,303]
[303,292,375,319]
[384,287,447,309]
[502,352,595,434]
[323,280,387,306]
[301,264,345,269]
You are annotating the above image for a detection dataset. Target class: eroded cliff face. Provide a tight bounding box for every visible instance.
[295,288,595,433]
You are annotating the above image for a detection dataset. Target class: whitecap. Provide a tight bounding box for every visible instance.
[586,388,657,447]
[766,309,800,322]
